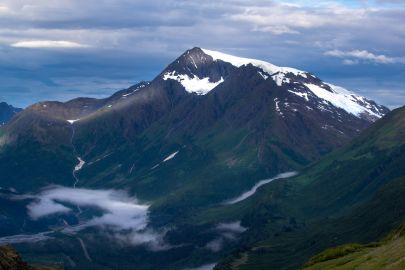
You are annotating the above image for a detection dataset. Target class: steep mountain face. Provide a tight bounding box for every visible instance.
[0,102,22,126]
[211,106,405,270]
[77,47,388,160]
[0,47,393,269]
[0,82,152,189]
[0,47,388,194]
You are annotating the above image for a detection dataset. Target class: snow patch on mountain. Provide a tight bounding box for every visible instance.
[304,83,382,118]
[186,263,217,270]
[202,48,308,81]
[67,119,80,124]
[201,48,387,120]
[163,151,179,162]
[288,90,309,101]
[258,71,269,80]
[122,83,147,98]
[151,150,180,170]
[224,172,297,205]
[272,73,291,86]
[274,98,283,116]
[74,157,85,172]
[163,71,224,95]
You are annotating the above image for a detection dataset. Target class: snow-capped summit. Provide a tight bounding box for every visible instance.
[201,48,308,79]
[161,47,234,95]
[161,47,388,121]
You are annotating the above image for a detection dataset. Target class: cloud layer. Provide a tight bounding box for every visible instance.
[205,221,247,252]
[0,0,404,108]
[21,186,166,249]
[325,50,405,65]
[11,40,90,49]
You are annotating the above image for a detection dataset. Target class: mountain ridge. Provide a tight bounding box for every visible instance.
[211,106,405,270]
[0,47,390,195]
[0,102,22,126]
[0,47,397,270]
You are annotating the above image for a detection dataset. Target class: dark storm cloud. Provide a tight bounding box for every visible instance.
[0,0,404,108]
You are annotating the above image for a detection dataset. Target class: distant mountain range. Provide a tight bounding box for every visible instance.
[0,102,21,126]
[0,48,402,270]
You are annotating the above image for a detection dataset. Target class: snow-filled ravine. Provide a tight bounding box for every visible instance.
[163,71,224,95]
[151,150,180,169]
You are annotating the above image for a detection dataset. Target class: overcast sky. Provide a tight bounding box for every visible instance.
[0,0,404,108]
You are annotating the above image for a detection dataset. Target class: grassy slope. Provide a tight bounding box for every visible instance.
[0,246,60,270]
[304,223,405,270]
[2,104,403,270]
[0,140,76,190]
[0,109,78,191]
[221,175,405,270]
[212,106,405,269]
[0,73,367,269]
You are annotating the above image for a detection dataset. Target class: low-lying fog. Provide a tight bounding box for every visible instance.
[6,186,166,249]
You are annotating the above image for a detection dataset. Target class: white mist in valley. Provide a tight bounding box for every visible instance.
[205,221,247,252]
[5,186,167,250]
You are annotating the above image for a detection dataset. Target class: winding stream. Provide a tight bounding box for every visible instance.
[67,120,92,262]
[69,120,85,188]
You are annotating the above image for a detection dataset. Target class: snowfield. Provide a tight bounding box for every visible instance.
[163,71,224,95]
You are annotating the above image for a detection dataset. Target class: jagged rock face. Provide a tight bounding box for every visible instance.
[159,47,236,95]
[161,47,388,121]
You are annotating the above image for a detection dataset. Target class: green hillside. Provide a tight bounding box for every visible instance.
[0,48,400,270]
[213,106,405,269]
[0,246,60,270]
[304,222,405,270]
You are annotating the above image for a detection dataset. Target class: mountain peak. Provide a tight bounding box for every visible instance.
[200,48,305,76]
[161,48,389,120]
[161,47,236,95]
